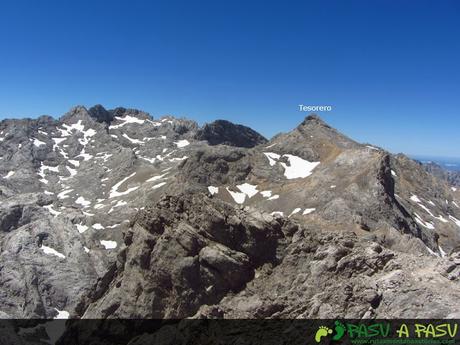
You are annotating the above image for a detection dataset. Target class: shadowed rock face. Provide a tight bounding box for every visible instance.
[194,120,267,148]
[81,194,287,318]
[88,104,114,124]
[1,105,460,324]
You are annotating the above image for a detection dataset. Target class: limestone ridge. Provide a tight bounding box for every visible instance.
[194,119,268,148]
[1,105,460,323]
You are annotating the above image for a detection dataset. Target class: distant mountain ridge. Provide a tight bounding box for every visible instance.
[423,161,460,186]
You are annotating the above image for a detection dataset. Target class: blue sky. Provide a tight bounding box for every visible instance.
[0,0,459,158]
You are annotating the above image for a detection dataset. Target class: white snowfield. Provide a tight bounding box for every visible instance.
[303,208,316,215]
[100,240,117,249]
[449,215,460,228]
[110,115,145,129]
[57,189,73,200]
[289,208,301,217]
[109,172,139,198]
[41,245,65,259]
[414,212,435,230]
[260,190,280,200]
[281,155,320,179]
[237,183,259,198]
[33,138,46,147]
[410,195,422,203]
[263,152,320,179]
[260,190,272,198]
[75,224,88,233]
[122,133,144,144]
[75,196,91,207]
[43,205,61,217]
[409,194,449,224]
[174,139,190,148]
[263,152,281,166]
[226,183,260,204]
[226,187,246,204]
[53,308,70,319]
[3,171,15,179]
[152,182,167,189]
[146,173,168,182]
[208,186,219,195]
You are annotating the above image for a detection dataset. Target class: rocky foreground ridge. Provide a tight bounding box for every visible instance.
[1,105,460,324]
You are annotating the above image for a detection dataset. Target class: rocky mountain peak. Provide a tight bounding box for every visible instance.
[194,119,267,148]
[300,114,330,128]
[61,105,91,121]
[88,104,114,124]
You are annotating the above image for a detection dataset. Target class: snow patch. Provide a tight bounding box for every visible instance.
[44,205,61,217]
[76,148,93,161]
[169,156,188,162]
[289,208,301,217]
[279,155,320,179]
[208,186,219,195]
[75,224,88,233]
[33,138,46,147]
[100,240,117,249]
[122,133,144,144]
[152,182,167,189]
[110,115,145,129]
[57,189,73,200]
[174,139,190,148]
[68,159,80,167]
[236,183,259,198]
[75,196,91,207]
[414,212,435,230]
[226,187,246,204]
[449,215,460,227]
[146,173,168,182]
[53,309,69,319]
[366,145,379,150]
[260,190,272,198]
[410,195,422,203]
[263,152,281,166]
[303,208,316,215]
[109,172,139,198]
[3,171,15,179]
[41,245,65,259]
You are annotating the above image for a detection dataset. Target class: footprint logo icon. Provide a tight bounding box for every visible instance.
[333,321,346,341]
[315,326,333,343]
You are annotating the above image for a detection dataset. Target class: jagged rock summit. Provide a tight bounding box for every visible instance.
[1,105,460,325]
[194,119,268,148]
